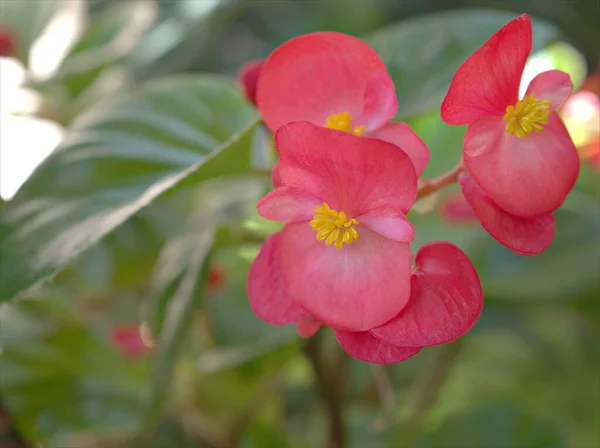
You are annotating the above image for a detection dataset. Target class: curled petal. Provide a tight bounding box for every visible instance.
[239,59,265,106]
[372,242,483,347]
[257,32,395,133]
[247,233,309,325]
[278,223,412,332]
[367,122,431,176]
[464,113,579,217]
[525,70,573,111]
[297,316,322,338]
[362,71,398,131]
[257,187,322,223]
[458,173,555,255]
[275,122,418,215]
[441,14,532,125]
[356,207,414,242]
[335,330,421,364]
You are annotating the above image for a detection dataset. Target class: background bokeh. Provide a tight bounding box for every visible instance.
[0,1,598,447]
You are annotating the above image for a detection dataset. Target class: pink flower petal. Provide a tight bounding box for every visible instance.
[367,122,431,176]
[458,173,556,255]
[371,242,483,347]
[275,122,418,215]
[362,71,398,132]
[272,163,282,188]
[525,70,573,111]
[278,223,412,332]
[356,207,414,242]
[464,113,580,217]
[441,14,532,125]
[239,59,265,106]
[257,32,395,133]
[297,316,322,338]
[335,330,421,364]
[257,187,322,223]
[247,233,310,325]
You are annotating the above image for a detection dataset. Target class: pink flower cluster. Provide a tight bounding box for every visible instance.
[442,14,579,255]
[239,14,577,363]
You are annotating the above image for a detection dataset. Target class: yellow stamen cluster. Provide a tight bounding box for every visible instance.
[324,111,365,136]
[309,202,359,250]
[503,94,552,138]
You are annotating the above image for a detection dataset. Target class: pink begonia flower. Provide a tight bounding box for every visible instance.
[255,32,430,176]
[239,59,264,107]
[249,231,483,363]
[458,173,555,256]
[110,325,152,359]
[247,122,483,363]
[248,122,418,332]
[441,14,579,218]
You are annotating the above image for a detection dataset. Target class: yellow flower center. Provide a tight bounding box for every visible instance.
[309,202,359,250]
[503,94,552,138]
[324,111,365,136]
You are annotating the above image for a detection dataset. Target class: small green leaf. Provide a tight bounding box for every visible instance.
[367,9,559,119]
[0,76,260,304]
[417,404,567,448]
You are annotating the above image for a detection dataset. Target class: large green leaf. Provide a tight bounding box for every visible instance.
[417,405,567,448]
[368,9,559,119]
[0,295,148,445]
[0,76,260,303]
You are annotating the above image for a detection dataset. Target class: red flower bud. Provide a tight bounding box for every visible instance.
[110,324,152,359]
[0,27,17,57]
[238,59,264,107]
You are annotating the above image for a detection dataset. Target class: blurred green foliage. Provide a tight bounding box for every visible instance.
[0,1,598,447]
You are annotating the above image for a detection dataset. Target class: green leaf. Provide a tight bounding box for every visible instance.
[0,296,147,445]
[143,178,264,429]
[0,76,260,304]
[367,9,559,119]
[417,405,567,448]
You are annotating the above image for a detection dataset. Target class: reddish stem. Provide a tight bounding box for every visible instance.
[416,163,465,200]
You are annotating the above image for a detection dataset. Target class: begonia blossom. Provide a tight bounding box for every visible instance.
[255,31,430,176]
[441,14,579,218]
[248,121,418,332]
[246,121,482,363]
[110,324,152,359]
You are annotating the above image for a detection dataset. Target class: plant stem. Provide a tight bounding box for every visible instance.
[305,331,346,448]
[416,163,465,200]
[371,364,396,422]
[403,339,464,443]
